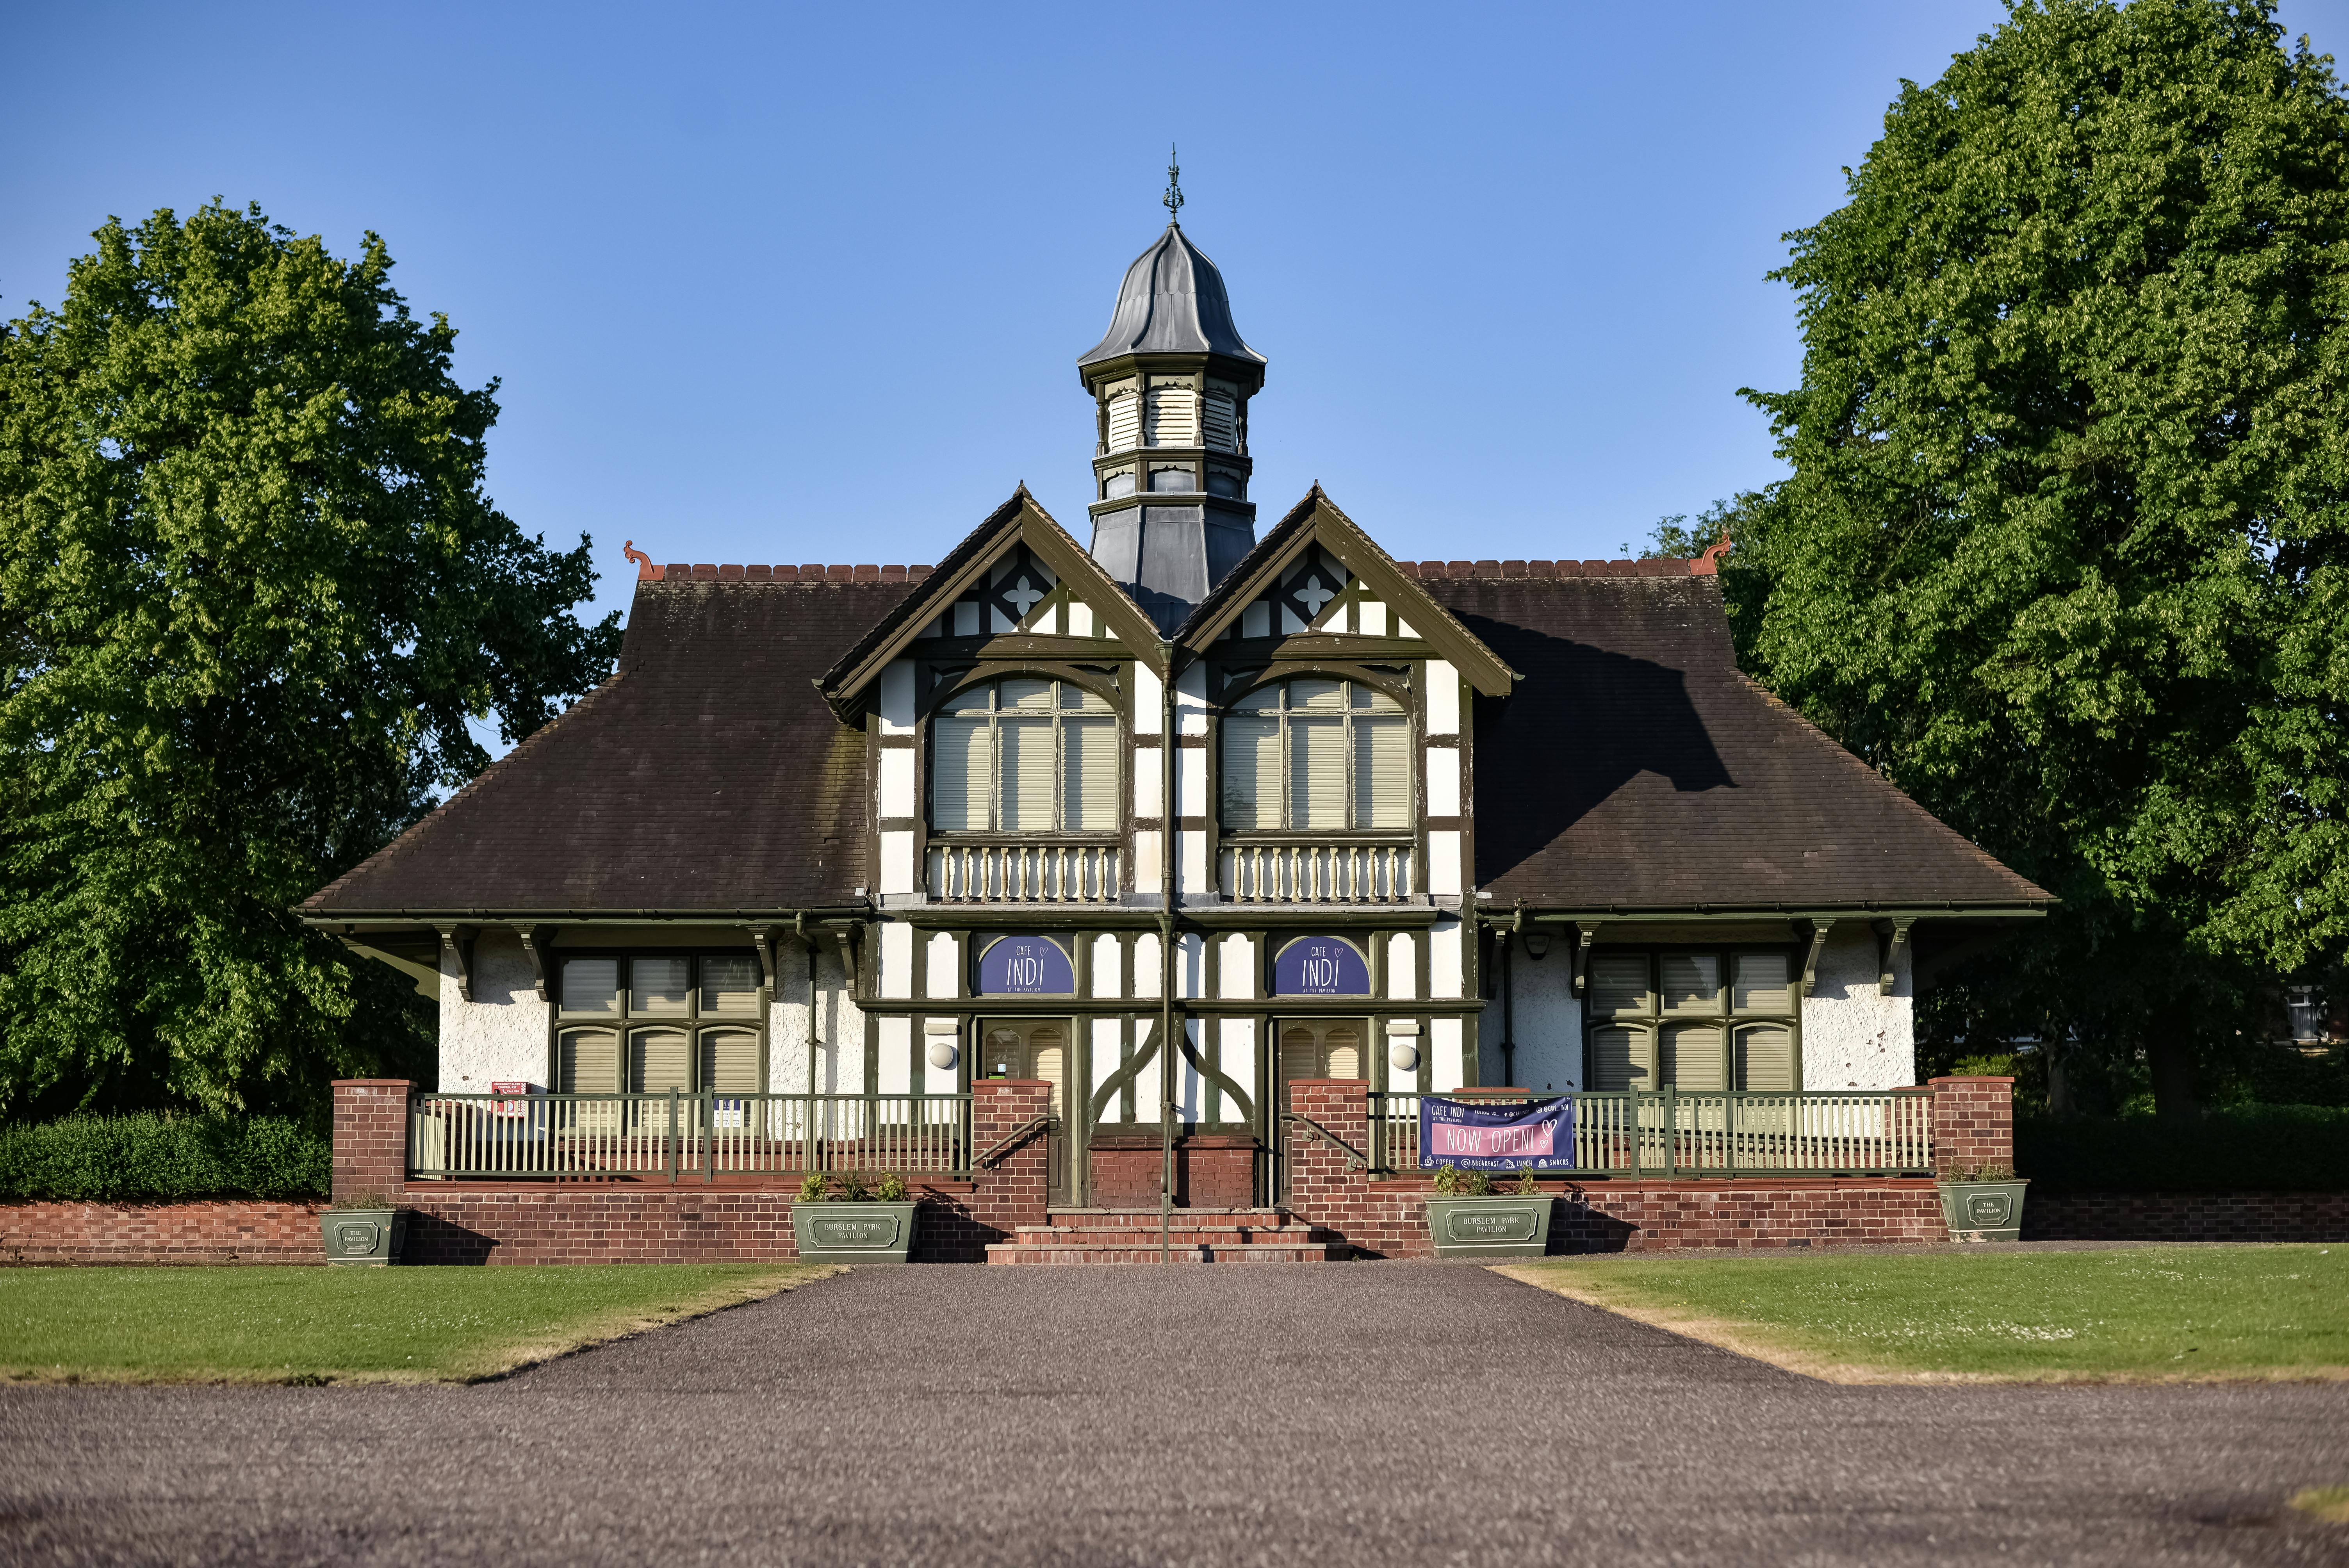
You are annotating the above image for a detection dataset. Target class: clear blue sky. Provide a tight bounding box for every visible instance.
[9,0,2347,644]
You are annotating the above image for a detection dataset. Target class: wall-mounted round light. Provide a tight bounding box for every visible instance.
[928,1040,959,1070]
[1389,1041,1420,1074]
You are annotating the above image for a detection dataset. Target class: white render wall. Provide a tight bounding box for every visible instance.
[437,929,548,1090]
[770,945,866,1095]
[1800,926,1915,1089]
[1495,936,1581,1092]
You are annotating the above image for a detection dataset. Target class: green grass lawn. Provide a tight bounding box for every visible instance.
[0,1263,833,1384]
[1499,1245,2349,1383]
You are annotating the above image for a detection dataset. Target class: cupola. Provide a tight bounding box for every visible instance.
[1079,153,1267,632]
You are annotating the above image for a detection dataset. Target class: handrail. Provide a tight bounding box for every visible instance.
[1281,1110,1365,1170]
[975,1114,1051,1169]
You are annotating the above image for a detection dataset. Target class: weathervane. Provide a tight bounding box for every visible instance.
[1164,144,1183,225]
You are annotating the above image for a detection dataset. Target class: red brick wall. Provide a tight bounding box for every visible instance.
[1,1201,328,1264]
[1088,1138,1256,1208]
[327,1078,1054,1265]
[2025,1189,2349,1244]
[1280,1078,1950,1255]
[332,1078,412,1202]
[1928,1074,2015,1176]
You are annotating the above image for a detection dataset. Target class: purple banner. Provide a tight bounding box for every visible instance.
[1420,1096,1577,1172]
[976,935,1074,996]
[1273,936,1371,996]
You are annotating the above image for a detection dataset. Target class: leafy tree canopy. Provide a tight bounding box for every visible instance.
[1732,0,2349,1114]
[0,202,620,1119]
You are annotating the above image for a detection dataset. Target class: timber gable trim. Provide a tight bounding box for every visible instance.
[1175,486,1518,697]
[818,488,1167,721]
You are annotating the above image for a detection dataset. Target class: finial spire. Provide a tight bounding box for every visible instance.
[1163,144,1183,225]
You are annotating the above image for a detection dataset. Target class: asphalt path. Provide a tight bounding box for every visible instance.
[3,1262,2347,1566]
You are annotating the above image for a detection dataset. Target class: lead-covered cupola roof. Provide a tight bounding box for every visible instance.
[1077,223,1266,369]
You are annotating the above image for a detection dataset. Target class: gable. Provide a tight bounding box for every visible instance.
[820,489,1164,719]
[1178,487,1515,695]
[1212,543,1430,642]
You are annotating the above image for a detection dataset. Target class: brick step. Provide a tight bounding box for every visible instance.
[985,1241,1346,1265]
[1042,1207,1296,1230]
[1011,1225,1330,1247]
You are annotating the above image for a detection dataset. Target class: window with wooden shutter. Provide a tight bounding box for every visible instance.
[1660,955,1720,1014]
[629,1029,692,1096]
[931,678,1123,834]
[699,1028,760,1095]
[1062,685,1117,831]
[1735,1025,1795,1092]
[1144,385,1197,446]
[930,693,989,832]
[1588,954,1651,1018]
[1202,390,1237,451]
[699,956,761,1017]
[1218,678,1416,834]
[1588,948,1802,1092]
[1590,1026,1653,1092]
[1663,1024,1726,1091]
[631,956,690,1014]
[558,1029,619,1094]
[561,958,618,1016]
[1732,953,1792,1014]
[1220,696,1280,830]
[1105,391,1140,451]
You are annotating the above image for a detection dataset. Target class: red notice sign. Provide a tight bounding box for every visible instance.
[490,1080,533,1118]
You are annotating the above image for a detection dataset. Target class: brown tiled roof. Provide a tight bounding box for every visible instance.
[1424,574,2051,910]
[304,575,914,915]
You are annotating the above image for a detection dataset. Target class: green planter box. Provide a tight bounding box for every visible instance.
[1938,1179,2029,1242]
[321,1206,407,1265]
[1425,1196,1554,1258]
[792,1201,918,1263]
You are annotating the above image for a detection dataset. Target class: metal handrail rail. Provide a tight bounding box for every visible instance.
[1280,1109,1366,1170]
[974,1114,1051,1168]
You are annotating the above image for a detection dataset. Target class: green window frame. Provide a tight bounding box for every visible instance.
[928,677,1120,835]
[1219,677,1413,834]
[1583,948,1801,1093]
[551,951,765,1098]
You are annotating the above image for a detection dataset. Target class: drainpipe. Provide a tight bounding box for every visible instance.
[1501,907,1518,1088]
[1160,642,1179,1266]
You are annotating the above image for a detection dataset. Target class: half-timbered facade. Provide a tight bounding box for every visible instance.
[306,215,2050,1216]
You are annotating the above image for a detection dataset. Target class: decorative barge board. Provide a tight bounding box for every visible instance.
[305,203,2053,1248]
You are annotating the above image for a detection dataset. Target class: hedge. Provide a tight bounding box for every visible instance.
[2016,1105,2349,1192]
[0,1114,331,1201]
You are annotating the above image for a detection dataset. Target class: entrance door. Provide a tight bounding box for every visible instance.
[1274,1018,1365,1198]
[981,1019,1069,1207]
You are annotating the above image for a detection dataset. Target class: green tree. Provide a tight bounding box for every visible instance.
[0,202,619,1119]
[1735,0,2349,1116]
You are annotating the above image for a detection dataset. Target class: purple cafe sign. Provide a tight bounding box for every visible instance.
[976,935,1075,996]
[1420,1096,1578,1172]
[1273,935,1371,997]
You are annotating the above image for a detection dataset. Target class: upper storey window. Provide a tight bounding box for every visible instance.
[1221,678,1410,832]
[932,678,1118,834]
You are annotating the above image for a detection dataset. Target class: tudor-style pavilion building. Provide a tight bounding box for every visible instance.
[308,210,2047,1254]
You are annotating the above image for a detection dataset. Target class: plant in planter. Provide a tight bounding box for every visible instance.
[321,1192,408,1265]
[790,1169,920,1264]
[1938,1161,2029,1242]
[1425,1162,1555,1258]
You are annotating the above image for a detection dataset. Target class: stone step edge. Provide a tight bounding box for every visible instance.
[985,1244,1344,1265]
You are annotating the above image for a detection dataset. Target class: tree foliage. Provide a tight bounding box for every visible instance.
[0,202,619,1119]
[1733,0,2349,1113]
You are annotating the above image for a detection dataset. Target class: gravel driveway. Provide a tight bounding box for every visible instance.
[2,1262,2345,1566]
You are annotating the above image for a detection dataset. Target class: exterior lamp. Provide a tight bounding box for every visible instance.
[923,1017,960,1070]
[1386,1018,1422,1074]
[1523,928,1552,960]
